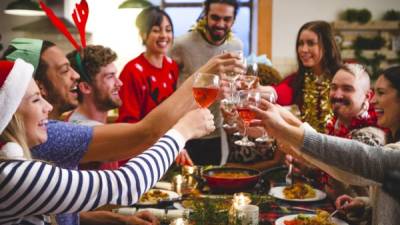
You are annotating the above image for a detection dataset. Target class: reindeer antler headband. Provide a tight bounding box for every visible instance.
[39,0,91,82]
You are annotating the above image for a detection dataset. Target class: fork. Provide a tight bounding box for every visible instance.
[328,208,339,221]
[285,164,293,186]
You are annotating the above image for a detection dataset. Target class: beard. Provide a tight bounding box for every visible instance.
[206,24,229,42]
[44,81,77,114]
[92,86,121,112]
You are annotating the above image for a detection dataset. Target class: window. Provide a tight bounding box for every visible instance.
[162,0,254,55]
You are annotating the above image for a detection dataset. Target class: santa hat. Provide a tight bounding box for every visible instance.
[0,58,34,133]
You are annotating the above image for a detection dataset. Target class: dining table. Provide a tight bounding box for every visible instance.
[111,165,346,225]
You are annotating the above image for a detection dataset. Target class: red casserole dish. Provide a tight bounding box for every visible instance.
[202,167,260,193]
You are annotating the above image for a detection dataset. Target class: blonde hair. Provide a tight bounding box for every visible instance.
[0,113,31,159]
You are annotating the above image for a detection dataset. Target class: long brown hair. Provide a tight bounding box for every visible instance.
[292,20,342,105]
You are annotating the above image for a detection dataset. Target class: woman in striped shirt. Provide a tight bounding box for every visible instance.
[0,59,215,225]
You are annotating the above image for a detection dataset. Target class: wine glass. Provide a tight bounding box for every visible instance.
[222,50,246,100]
[192,72,220,108]
[255,91,276,142]
[221,93,239,129]
[234,90,261,147]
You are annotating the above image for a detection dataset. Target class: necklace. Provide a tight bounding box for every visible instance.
[301,71,333,132]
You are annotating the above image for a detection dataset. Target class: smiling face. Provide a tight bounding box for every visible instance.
[372,75,400,135]
[297,30,323,73]
[143,15,173,55]
[39,46,80,118]
[17,79,53,147]
[205,3,235,45]
[330,69,371,124]
[91,63,122,111]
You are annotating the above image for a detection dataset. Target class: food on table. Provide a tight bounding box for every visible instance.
[139,189,169,204]
[283,183,316,199]
[210,171,252,179]
[283,210,335,225]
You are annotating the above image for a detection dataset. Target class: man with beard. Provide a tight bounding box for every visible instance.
[66,45,161,225]
[66,45,122,169]
[169,0,243,165]
[286,64,386,225]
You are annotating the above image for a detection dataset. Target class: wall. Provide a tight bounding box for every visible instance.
[271,0,400,76]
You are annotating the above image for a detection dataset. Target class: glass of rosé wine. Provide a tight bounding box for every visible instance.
[234,90,261,147]
[192,72,220,108]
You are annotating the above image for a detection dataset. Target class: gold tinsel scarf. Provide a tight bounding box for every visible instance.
[301,71,333,132]
[191,18,233,41]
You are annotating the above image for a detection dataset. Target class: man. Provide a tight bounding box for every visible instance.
[3,38,244,225]
[67,45,159,225]
[283,64,385,225]
[169,0,243,165]
[327,63,384,144]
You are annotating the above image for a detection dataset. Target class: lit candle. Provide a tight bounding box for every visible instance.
[233,192,251,208]
[182,165,196,176]
[170,218,188,225]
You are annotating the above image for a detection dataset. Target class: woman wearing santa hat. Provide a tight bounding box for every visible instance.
[0,59,215,224]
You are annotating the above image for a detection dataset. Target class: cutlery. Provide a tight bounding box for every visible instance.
[280,206,317,213]
[285,164,293,186]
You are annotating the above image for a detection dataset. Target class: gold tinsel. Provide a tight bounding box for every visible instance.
[301,71,333,132]
[191,18,233,41]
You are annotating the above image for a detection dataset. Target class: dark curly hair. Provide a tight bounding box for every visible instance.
[66,45,117,102]
[203,0,239,19]
[66,44,117,83]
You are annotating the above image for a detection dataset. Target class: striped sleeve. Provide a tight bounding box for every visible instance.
[0,129,185,222]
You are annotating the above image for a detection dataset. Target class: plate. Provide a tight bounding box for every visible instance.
[137,189,179,205]
[269,186,326,202]
[275,214,348,225]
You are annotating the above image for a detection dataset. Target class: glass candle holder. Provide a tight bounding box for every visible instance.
[173,175,184,195]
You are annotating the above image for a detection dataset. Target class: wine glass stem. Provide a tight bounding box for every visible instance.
[243,122,249,142]
[229,80,235,100]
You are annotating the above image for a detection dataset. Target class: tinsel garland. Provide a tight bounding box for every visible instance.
[326,106,379,138]
[191,18,233,41]
[301,71,333,132]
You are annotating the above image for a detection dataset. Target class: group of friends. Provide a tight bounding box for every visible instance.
[0,0,399,224]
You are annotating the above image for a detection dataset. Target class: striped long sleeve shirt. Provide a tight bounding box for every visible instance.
[0,129,185,225]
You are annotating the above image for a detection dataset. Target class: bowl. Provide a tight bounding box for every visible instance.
[202,167,260,193]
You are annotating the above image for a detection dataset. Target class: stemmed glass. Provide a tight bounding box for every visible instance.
[255,91,277,142]
[222,50,246,100]
[192,72,220,108]
[234,90,261,147]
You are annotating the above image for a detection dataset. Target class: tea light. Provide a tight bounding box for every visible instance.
[182,165,195,175]
[173,175,183,195]
[233,192,251,208]
[170,218,189,225]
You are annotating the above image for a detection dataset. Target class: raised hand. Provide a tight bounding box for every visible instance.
[173,108,215,141]
[197,52,246,76]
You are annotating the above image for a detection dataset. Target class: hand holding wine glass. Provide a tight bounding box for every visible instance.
[192,72,220,108]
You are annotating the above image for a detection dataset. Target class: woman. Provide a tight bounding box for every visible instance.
[117,7,178,124]
[252,66,400,224]
[116,7,193,165]
[0,59,215,225]
[263,20,342,132]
